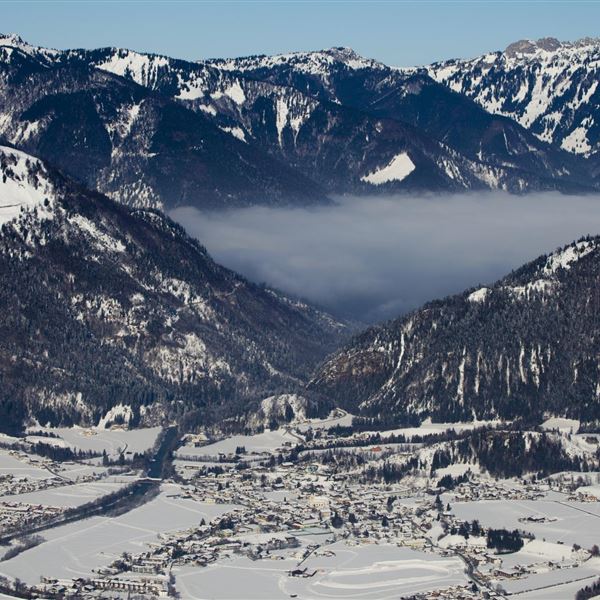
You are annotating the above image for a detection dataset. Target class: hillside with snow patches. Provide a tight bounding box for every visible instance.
[427,37,600,158]
[203,43,596,193]
[0,34,596,202]
[0,146,55,224]
[0,145,346,432]
[0,35,327,211]
[62,44,561,194]
[309,237,600,424]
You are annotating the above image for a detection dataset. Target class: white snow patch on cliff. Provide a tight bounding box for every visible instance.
[98,404,133,429]
[0,146,55,225]
[96,51,169,87]
[70,214,126,254]
[543,240,594,275]
[561,125,592,154]
[223,81,246,105]
[219,125,246,142]
[467,287,491,303]
[361,153,415,185]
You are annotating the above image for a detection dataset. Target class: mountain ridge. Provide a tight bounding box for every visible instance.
[1,33,596,203]
[309,235,600,425]
[427,36,600,160]
[0,37,330,211]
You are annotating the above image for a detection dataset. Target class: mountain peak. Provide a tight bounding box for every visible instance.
[504,36,600,57]
[504,37,562,56]
[321,46,359,58]
[0,32,26,46]
[207,46,384,73]
[0,32,58,59]
[310,46,384,69]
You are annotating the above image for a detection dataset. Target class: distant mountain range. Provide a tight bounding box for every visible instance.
[0,144,345,432]
[309,236,600,425]
[209,44,594,192]
[1,33,599,212]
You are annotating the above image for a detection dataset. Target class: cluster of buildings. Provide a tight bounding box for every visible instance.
[0,450,116,536]
[0,501,63,535]
[36,574,170,598]
[2,418,599,599]
[0,471,65,498]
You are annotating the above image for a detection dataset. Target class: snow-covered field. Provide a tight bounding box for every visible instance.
[451,498,600,548]
[26,426,162,458]
[541,417,580,433]
[294,410,354,432]
[175,542,467,599]
[500,539,576,568]
[0,450,52,480]
[0,484,238,585]
[177,429,299,458]
[178,412,355,460]
[511,576,600,599]
[502,559,600,595]
[288,542,467,599]
[55,461,111,480]
[370,419,501,441]
[176,556,298,600]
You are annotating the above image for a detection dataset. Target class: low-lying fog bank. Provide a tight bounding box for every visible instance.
[171,193,600,323]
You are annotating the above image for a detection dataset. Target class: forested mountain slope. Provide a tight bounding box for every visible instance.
[0,144,345,432]
[310,238,600,424]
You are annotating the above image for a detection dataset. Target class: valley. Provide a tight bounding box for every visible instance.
[0,417,599,599]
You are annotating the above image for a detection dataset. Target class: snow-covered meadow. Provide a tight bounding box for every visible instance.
[26,426,162,459]
[174,542,467,600]
[177,429,297,459]
[451,497,600,548]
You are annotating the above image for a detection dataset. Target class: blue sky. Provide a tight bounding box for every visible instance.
[2,1,600,66]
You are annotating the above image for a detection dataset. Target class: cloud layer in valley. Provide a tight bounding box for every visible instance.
[171,193,600,323]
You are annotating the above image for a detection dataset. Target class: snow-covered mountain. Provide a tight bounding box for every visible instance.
[0,35,327,211]
[309,237,600,424]
[204,45,596,192]
[2,34,600,431]
[0,34,595,202]
[0,144,346,432]
[61,46,553,193]
[427,37,600,159]
[208,46,389,103]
